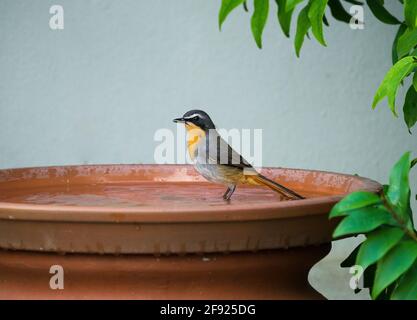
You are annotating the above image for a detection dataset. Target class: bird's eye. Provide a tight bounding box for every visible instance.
[193,116,199,121]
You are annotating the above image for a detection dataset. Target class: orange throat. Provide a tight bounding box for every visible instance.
[185,123,205,161]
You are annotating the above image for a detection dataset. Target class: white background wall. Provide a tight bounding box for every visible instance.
[0,0,416,299]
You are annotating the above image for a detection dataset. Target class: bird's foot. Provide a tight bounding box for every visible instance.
[223,194,232,201]
[222,185,236,201]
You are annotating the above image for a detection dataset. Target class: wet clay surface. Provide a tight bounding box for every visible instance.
[0,182,326,208]
[0,163,377,211]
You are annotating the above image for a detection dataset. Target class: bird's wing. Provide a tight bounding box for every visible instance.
[204,131,253,170]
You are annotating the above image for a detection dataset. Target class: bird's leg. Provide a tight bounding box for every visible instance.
[222,188,230,199]
[223,185,236,201]
[227,185,236,200]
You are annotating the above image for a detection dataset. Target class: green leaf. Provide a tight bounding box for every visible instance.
[411,157,417,168]
[404,0,417,28]
[330,191,381,218]
[328,0,352,24]
[276,0,294,37]
[356,227,404,270]
[404,85,417,132]
[251,0,270,48]
[308,0,328,46]
[372,56,417,116]
[341,244,361,267]
[392,24,407,65]
[294,2,312,57]
[376,281,396,300]
[219,0,246,30]
[372,240,417,299]
[286,0,304,12]
[387,151,411,220]
[333,206,396,238]
[366,0,401,25]
[391,262,417,300]
[397,28,417,59]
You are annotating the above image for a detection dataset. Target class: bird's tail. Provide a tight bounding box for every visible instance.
[250,174,305,200]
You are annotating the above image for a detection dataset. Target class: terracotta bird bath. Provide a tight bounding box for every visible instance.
[0,164,381,299]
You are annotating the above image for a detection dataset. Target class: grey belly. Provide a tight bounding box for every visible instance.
[194,162,242,185]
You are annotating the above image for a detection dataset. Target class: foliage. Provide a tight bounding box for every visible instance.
[330,152,417,300]
[218,0,417,131]
[217,0,417,300]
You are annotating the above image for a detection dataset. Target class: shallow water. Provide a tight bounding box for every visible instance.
[0,182,324,208]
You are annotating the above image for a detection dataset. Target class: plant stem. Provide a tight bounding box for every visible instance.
[381,193,417,242]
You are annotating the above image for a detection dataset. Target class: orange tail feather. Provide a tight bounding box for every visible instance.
[249,174,304,200]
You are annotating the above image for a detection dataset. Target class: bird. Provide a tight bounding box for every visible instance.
[173,109,304,201]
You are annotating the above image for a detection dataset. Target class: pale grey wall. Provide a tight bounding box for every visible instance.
[0,0,415,299]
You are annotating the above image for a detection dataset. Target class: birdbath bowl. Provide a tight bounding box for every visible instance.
[0,164,381,299]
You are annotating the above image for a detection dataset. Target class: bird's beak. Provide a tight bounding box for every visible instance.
[173,117,185,123]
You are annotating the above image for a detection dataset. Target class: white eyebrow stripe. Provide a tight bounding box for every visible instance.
[183,113,200,119]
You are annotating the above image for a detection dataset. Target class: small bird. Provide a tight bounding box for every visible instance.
[173,110,304,201]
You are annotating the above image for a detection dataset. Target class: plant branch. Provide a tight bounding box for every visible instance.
[381,193,417,242]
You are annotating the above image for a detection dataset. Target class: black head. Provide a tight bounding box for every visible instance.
[173,109,216,130]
